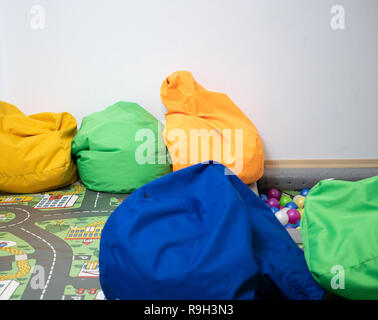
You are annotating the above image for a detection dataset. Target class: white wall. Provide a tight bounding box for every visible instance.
[0,0,377,160]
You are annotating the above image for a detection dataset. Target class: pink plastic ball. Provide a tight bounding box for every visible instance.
[267,188,281,200]
[266,198,280,208]
[287,209,301,224]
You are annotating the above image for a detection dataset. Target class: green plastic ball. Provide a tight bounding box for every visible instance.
[279,195,292,207]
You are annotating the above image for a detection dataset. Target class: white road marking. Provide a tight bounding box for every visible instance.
[20,227,57,300]
[94,192,100,208]
[0,207,30,229]
[40,210,111,217]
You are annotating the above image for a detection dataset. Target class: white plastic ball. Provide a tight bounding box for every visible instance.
[275,210,289,226]
[280,207,290,214]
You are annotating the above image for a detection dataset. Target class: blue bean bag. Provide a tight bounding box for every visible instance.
[99,162,324,300]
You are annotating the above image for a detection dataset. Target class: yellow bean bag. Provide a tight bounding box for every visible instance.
[161,71,264,184]
[0,101,78,193]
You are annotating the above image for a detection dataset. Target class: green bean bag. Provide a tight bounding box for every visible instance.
[72,101,171,193]
[301,176,378,299]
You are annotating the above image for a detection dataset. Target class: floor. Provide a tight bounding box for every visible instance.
[0,180,302,300]
[0,181,128,300]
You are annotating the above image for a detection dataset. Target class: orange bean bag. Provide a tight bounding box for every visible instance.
[0,101,78,193]
[160,71,264,184]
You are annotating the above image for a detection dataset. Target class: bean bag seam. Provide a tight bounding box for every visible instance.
[0,160,71,177]
[264,255,317,299]
[315,254,378,279]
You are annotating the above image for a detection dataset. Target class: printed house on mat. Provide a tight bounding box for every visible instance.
[65,222,105,242]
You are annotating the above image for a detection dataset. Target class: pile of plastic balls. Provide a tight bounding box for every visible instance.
[260,188,310,229]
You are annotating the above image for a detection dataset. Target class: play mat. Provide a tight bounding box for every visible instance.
[0,181,304,300]
[0,181,129,300]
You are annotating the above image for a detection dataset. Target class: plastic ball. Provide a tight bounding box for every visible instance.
[293,195,301,202]
[294,195,305,209]
[285,202,298,209]
[279,195,292,207]
[300,188,310,197]
[260,194,268,202]
[275,210,289,226]
[287,209,301,224]
[266,198,280,208]
[267,188,281,200]
[279,207,290,214]
[270,207,279,214]
[285,223,296,229]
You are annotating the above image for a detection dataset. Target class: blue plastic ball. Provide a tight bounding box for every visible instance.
[285,202,298,209]
[270,207,279,214]
[285,223,296,229]
[260,194,268,202]
[300,188,310,197]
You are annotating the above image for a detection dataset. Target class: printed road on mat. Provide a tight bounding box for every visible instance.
[0,183,303,300]
[0,182,128,300]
